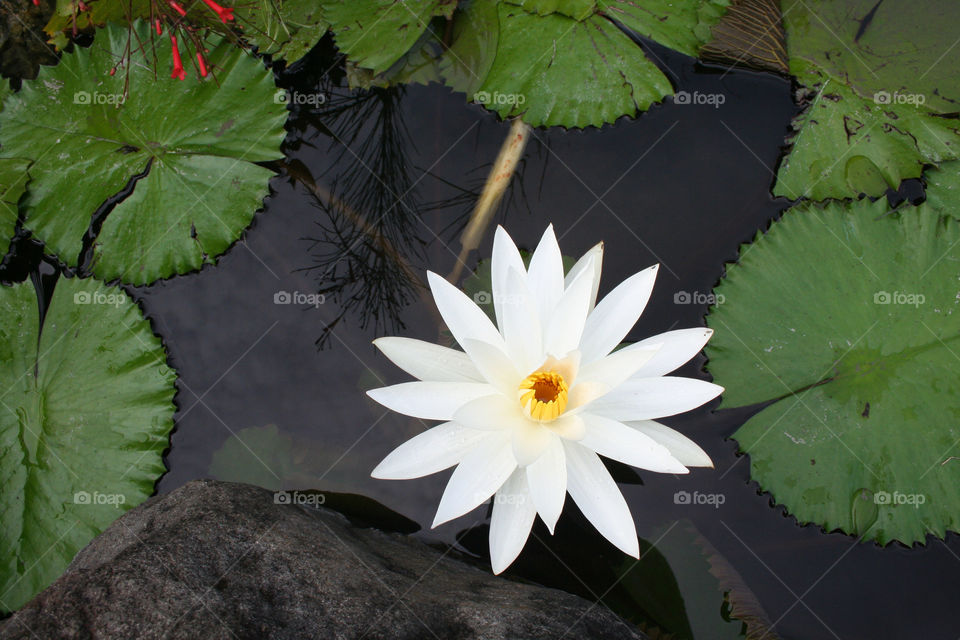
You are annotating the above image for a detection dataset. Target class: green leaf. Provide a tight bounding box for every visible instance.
[597,0,729,58]
[920,159,960,217]
[706,187,960,544]
[324,0,455,75]
[0,21,286,285]
[774,63,960,200]
[504,0,596,20]
[328,0,728,127]
[209,424,372,493]
[346,21,446,89]
[209,424,296,491]
[653,520,780,639]
[785,0,959,114]
[437,0,500,95]
[474,5,673,128]
[0,158,29,259]
[776,1,960,200]
[236,0,330,63]
[0,276,176,612]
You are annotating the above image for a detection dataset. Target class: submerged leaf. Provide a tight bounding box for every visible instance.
[706,174,960,544]
[700,0,787,74]
[0,277,176,611]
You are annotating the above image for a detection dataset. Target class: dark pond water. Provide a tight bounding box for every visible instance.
[5,36,959,640]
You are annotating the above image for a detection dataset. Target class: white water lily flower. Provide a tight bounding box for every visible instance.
[368,225,722,574]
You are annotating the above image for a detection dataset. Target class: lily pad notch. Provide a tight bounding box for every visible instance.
[0,276,178,612]
[0,21,288,285]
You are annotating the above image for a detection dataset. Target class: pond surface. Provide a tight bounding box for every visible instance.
[8,37,957,639]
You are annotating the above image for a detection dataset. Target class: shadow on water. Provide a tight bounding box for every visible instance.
[1,32,953,640]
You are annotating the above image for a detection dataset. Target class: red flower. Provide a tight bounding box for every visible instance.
[169,35,186,80]
[196,52,208,78]
[168,1,186,17]
[201,0,234,23]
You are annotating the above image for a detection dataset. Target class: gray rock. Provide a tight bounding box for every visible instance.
[1,480,647,639]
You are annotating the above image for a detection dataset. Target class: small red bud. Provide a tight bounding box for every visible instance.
[169,34,186,81]
[200,0,234,23]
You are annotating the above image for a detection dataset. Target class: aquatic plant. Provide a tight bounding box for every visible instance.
[367,225,720,572]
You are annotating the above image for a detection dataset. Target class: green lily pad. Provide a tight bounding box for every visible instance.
[436,0,500,95]
[0,158,29,259]
[775,1,960,200]
[786,0,959,114]
[44,0,328,62]
[706,183,960,544]
[597,0,728,58]
[324,0,456,75]
[45,0,151,43]
[0,276,176,612]
[457,0,727,127]
[775,61,960,200]
[346,24,446,89]
[504,0,596,20]
[472,5,673,128]
[328,0,728,127]
[237,0,330,63]
[0,21,286,285]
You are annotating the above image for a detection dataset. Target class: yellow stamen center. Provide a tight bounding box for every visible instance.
[519,370,568,422]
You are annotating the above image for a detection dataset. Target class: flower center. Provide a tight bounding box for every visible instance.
[519,370,568,422]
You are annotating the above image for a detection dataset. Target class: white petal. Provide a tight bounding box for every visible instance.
[579,413,689,474]
[525,437,566,533]
[373,337,483,382]
[565,242,603,312]
[453,394,528,431]
[512,421,554,466]
[621,328,714,378]
[542,256,595,357]
[579,264,659,363]
[501,267,543,374]
[574,345,659,395]
[526,224,565,322]
[586,376,723,421]
[549,413,586,440]
[537,351,581,387]
[460,338,521,396]
[563,440,639,557]
[433,432,516,527]
[626,420,713,468]
[367,381,494,420]
[372,422,491,479]
[489,469,536,574]
[428,271,505,352]
[566,381,609,413]
[491,226,526,333]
